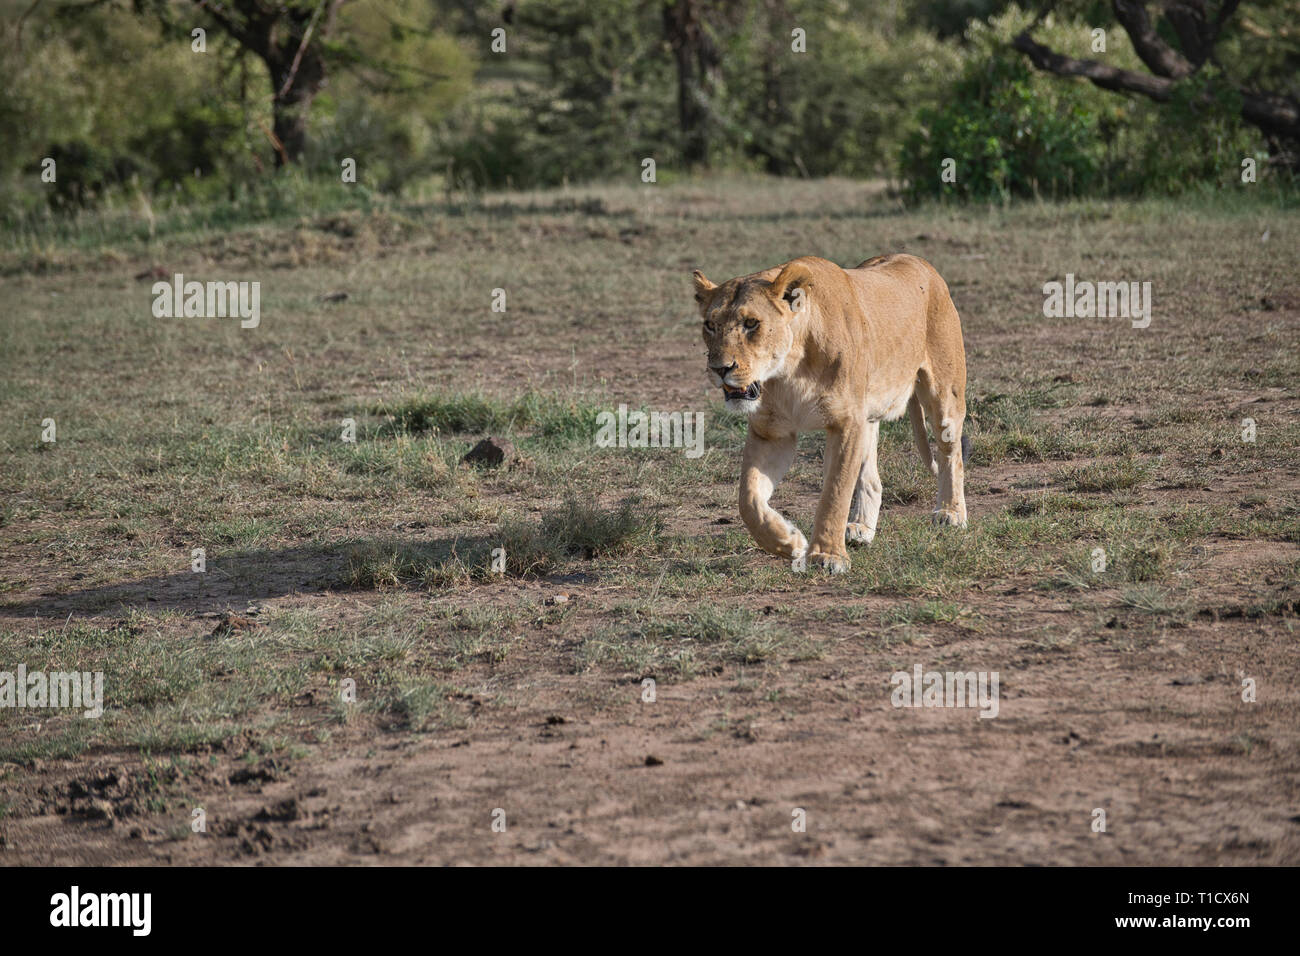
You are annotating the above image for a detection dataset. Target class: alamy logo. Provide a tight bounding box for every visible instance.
[0,665,102,718]
[151,273,260,328]
[1042,273,1151,328]
[595,404,705,459]
[50,886,151,936]
[890,664,999,718]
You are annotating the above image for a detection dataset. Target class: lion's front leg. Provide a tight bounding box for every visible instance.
[809,419,868,573]
[739,429,806,562]
[846,419,881,545]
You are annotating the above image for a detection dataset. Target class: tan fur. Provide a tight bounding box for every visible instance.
[693,254,968,573]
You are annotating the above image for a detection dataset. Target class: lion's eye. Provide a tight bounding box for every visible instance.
[703,321,716,333]
[743,318,759,331]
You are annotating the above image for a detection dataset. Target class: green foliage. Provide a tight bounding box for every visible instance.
[310,0,475,191]
[899,6,1280,199]
[438,98,556,190]
[0,0,472,215]
[0,4,253,212]
[901,52,1102,200]
[376,391,603,445]
[715,0,962,177]
[440,0,964,186]
[1115,72,1260,194]
[0,0,1292,210]
[442,0,676,189]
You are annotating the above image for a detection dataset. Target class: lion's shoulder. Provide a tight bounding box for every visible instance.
[852,253,935,274]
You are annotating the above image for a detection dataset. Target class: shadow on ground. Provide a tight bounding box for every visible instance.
[0,536,504,619]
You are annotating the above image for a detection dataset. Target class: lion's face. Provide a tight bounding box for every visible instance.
[693,273,796,414]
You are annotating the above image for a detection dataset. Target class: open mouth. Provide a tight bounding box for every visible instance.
[722,382,761,402]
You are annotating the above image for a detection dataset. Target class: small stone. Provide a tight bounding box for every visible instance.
[462,437,513,468]
[210,612,261,638]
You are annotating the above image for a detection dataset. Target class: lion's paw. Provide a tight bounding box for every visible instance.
[931,508,967,529]
[809,550,850,574]
[845,522,875,545]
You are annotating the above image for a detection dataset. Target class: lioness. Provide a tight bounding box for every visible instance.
[694,254,968,573]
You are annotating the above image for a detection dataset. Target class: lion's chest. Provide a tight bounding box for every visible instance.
[764,385,829,432]
[766,380,912,431]
[790,394,828,431]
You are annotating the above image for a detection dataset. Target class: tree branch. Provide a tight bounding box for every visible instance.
[1014,11,1300,145]
[194,0,264,58]
[1011,30,1174,99]
[276,0,327,100]
[1241,89,1300,141]
[1112,0,1194,78]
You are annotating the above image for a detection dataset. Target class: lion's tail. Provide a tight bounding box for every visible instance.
[907,394,938,476]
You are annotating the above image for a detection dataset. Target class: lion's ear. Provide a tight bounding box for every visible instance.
[769,259,816,310]
[692,269,717,304]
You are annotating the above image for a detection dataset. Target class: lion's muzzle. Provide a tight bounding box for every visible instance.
[722,382,761,402]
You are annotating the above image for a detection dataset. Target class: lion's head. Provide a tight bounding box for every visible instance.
[692,260,815,414]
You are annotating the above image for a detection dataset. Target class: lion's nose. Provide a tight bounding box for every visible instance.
[710,362,736,379]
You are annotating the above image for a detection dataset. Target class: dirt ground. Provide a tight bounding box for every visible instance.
[4,521,1296,865]
[1,179,1297,864]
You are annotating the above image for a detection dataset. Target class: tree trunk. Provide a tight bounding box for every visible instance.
[266,53,326,167]
[759,0,794,175]
[664,1,720,168]
[192,0,344,168]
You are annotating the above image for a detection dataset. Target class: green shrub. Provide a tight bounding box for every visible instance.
[901,53,1102,200]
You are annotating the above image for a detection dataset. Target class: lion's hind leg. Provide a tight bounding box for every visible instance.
[907,393,938,476]
[917,372,968,528]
